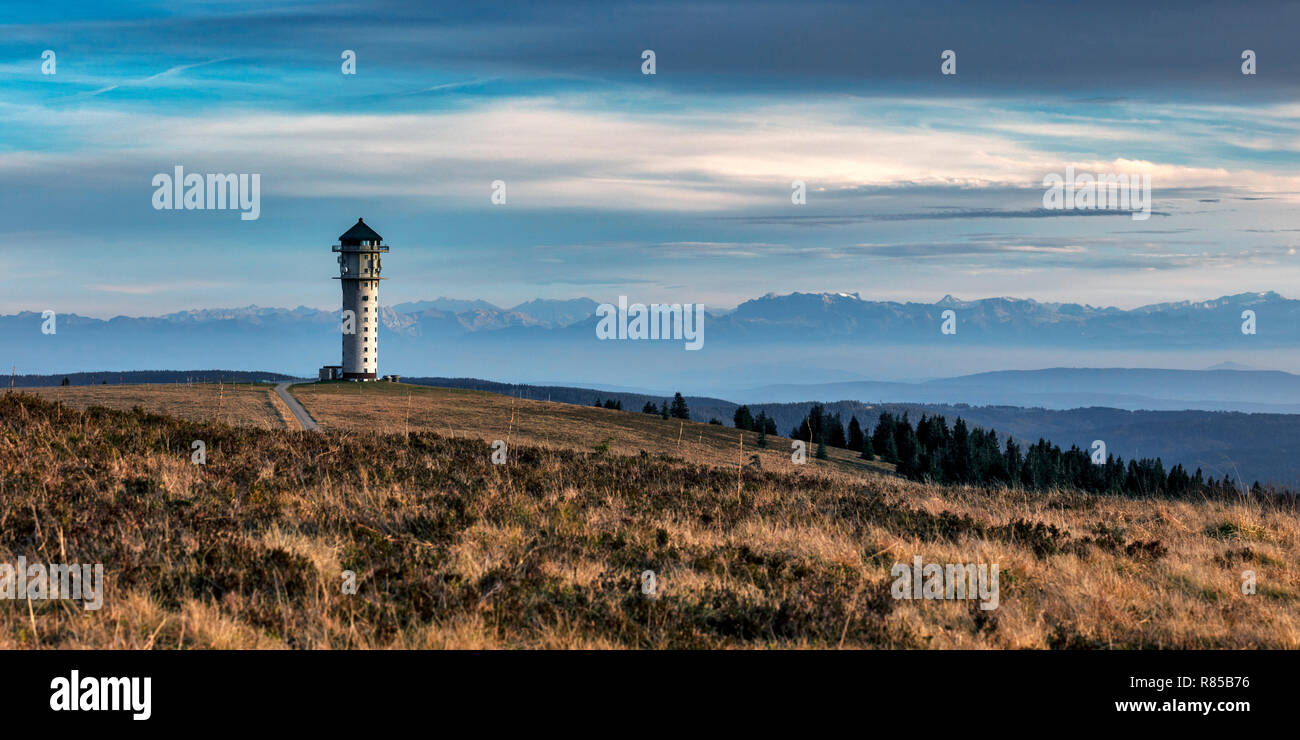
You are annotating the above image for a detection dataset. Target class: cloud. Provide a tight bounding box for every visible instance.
[87,280,232,295]
[722,207,1167,227]
[9,1,1300,99]
[4,97,1299,213]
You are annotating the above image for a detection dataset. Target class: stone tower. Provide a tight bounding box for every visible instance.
[332,218,388,380]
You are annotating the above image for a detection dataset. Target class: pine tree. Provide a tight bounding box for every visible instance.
[859,434,874,461]
[794,403,827,445]
[872,412,898,463]
[847,416,864,452]
[642,401,657,414]
[1003,438,1022,485]
[756,422,768,448]
[828,413,847,448]
[951,418,971,483]
[893,413,919,476]
[808,403,825,442]
[659,401,670,419]
[670,392,690,420]
[733,405,754,431]
[815,431,828,460]
[763,416,777,435]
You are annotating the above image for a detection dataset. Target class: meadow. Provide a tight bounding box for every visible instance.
[1,384,1296,648]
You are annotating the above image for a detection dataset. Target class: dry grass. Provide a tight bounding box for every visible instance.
[1,387,1296,649]
[292,381,892,478]
[22,383,288,430]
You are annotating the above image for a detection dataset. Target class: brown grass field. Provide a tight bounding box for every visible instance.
[21,383,292,430]
[1,383,1297,649]
[291,381,893,477]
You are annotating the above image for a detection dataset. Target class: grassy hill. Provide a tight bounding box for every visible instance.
[1,386,1296,649]
[22,383,294,430]
[291,381,891,478]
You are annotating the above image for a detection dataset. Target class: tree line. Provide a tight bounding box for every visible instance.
[595,395,1283,500]
[776,404,1274,500]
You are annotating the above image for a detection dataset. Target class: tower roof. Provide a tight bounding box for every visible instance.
[338,218,382,243]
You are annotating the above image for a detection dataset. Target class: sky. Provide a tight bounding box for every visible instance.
[2,0,1300,317]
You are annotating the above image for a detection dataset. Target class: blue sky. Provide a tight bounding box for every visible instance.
[3,0,1300,317]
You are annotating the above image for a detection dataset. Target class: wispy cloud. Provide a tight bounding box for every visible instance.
[79,56,238,97]
[87,281,232,295]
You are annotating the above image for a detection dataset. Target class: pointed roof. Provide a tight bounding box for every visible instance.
[339,218,382,243]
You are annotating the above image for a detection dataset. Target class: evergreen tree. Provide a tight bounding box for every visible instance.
[593,397,603,407]
[1003,438,1023,485]
[809,403,826,441]
[872,412,898,463]
[828,413,847,448]
[847,416,864,452]
[61,377,70,386]
[764,416,778,435]
[757,422,768,448]
[893,413,919,476]
[733,405,755,431]
[660,401,670,419]
[670,392,690,420]
[950,418,971,483]
[873,410,1256,501]
[642,401,657,414]
[815,432,828,460]
[795,403,827,446]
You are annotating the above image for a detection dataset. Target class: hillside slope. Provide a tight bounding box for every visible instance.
[290,381,887,477]
[2,390,1296,649]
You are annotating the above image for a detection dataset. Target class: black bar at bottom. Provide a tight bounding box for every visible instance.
[1,649,1284,730]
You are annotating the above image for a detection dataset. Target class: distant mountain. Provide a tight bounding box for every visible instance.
[4,291,1296,389]
[741,367,1300,413]
[507,298,599,328]
[383,306,545,336]
[159,305,327,323]
[377,297,597,328]
[706,290,1295,347]
[392,297,499,314]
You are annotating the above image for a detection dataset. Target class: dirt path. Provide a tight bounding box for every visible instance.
[274,382,319,431]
